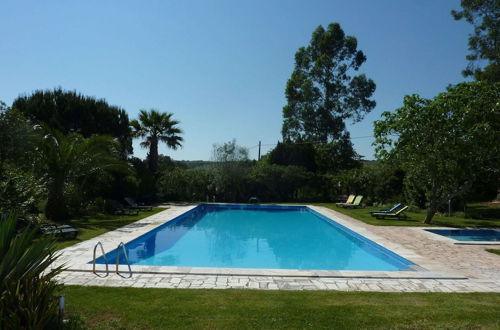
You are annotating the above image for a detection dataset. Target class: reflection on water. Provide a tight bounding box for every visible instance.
[96,205,412,271]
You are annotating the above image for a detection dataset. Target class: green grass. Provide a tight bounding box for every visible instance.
[486,249,500,256]
[313,203,500,228]
[55,208,166,250]
[64,286,500,329]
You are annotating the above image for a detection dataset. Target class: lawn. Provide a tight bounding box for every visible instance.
[486,249,500,256]
[55,207,166,250]
[315,203,500,228]
[64,286,500,329]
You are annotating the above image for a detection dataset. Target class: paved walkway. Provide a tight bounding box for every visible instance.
[54,205,500,292]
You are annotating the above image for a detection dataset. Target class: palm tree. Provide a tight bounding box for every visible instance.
[35,129,130,221]
[130,109,183,173]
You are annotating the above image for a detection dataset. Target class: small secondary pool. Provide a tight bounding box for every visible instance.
[94,204,414,271]
[426,229,500,242]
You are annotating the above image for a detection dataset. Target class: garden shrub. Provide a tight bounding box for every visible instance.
[0,213,67,329]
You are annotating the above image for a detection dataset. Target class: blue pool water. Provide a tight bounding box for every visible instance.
[426,229,500,241]
[94,204,414,271]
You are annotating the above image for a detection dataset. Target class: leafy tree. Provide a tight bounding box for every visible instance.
[211,139,250,202]
[0,104,44,214]
[12,88,133,156]
[374,82,499,223]
[0,166,45,213]
[314,133,361,174]
[282,23,376,143]
[130,109,183,173]
[35,130,131,221]
[452,0,500,82]
[333,162,405,204]
[248,162,315,202]
[0,213,65,329]
[268,141,317,171]
[0,103,36,168]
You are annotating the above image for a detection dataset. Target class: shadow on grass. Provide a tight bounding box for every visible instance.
[55,208,165,250]
[466,204,500,220]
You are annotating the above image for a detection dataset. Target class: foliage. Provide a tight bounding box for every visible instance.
[374,82,500,223]
[248,162,319,202]
[174,160,216,170]
[35,129,131,221]
[65,286,500,329]
[155,160,327,203]
[282,22,376,143]
[157,168,212,202]
[0,104,37,168]
[314,135,361,174]
[12,88,133,156]
[0,213,64,329]
[128,157,156,202]
[268,141,317,171]
[452,0,500,82]
[210,140,251,202]
[0,165,45,213]
[267,138,361,175]
[130,109,183,173]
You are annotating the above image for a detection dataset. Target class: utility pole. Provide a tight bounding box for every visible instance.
[258,141,261,161]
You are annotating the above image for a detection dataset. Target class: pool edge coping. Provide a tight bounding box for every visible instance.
[414,227,500,245]
[52,204,468,280]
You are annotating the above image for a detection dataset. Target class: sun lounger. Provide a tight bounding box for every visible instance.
[124,197,153,211]
[369,203,402,215]
[40,223,79,239]
[342,195,364,208]
[108,200,139,215]
[336,195,355,207]
[372,206,409,220]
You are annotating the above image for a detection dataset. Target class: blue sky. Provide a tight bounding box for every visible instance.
[0,0,472,160]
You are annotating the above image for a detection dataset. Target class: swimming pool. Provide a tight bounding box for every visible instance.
[94,204,414,271]
[426,229,500,242]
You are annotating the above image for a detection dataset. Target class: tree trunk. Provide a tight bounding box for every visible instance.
[148,137,159,173]
[424,204,437,224]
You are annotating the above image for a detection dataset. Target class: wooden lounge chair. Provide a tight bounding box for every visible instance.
[40,223,78,239]
[372,206,409,220]
[124,197,153,211]
[369,203,402,215]
[336,194,355,207]
[108,200,139,215]
[342,195,364,208]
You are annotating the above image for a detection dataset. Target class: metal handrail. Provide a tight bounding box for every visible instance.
[116,242,132,278]
[92,241,109,277]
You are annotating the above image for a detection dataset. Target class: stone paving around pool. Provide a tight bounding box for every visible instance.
[53,205,500,292]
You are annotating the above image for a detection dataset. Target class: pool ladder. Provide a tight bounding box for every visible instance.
[92,241,132,278]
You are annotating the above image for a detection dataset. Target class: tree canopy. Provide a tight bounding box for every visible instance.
[268,141,317,172]
[130,109,183,173]
[374,81,500,223]
[211,140,250,202]
[12,88,133,156]
[0,102,36,167]
[282,22,376,143]
[35,130,130,221]
[452,0,500,82]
